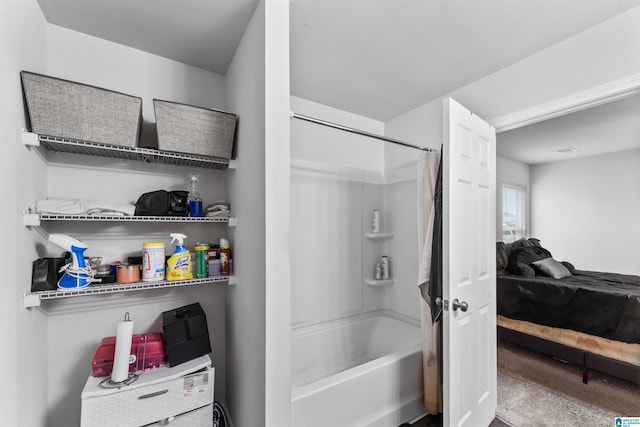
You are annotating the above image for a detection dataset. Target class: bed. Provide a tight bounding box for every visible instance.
[496,238,640,384]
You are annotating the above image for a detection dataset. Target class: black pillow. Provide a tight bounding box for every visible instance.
[512,237,542,249]
[517,262,536,277]
[496,242,508,271]
[507,245,552,275]
[560,261,576,274]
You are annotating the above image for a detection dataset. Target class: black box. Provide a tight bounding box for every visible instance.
[162,302,212,367]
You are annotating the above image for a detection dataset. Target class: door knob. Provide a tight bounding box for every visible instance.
[451,298,468,312]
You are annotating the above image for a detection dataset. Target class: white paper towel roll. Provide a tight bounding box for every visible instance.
[111,313,134,383]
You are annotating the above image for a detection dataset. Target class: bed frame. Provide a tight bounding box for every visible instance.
[497,315,640,385]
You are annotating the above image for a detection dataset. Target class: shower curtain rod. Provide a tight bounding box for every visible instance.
[290,112,437,153]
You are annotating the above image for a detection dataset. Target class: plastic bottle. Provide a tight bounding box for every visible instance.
[188,172,203,217]
[195,243,209,279]
[220,238,231,276]
[166,233,193,281]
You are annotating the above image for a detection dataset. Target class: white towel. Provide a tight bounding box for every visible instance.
[31,198,135,216]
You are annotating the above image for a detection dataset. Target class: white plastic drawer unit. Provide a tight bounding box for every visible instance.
[80,355,214,427]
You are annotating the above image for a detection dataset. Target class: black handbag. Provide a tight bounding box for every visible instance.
[134,190,189,216]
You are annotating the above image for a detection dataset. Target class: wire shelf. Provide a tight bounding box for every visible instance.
[37,213,229,223]
[24,276,235,307]
[37,134,230,169]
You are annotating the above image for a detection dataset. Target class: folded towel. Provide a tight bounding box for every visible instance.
[31,198,136,216]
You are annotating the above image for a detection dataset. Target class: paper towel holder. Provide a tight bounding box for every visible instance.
[99,312,139,389]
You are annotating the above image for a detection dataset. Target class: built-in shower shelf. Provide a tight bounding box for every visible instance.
[365,233,393,240]
[23,275,237,308]
[365,278,394,286]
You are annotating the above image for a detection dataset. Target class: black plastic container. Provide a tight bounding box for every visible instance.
[162,302,212,367]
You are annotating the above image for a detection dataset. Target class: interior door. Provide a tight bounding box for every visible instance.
[442,98,497,427]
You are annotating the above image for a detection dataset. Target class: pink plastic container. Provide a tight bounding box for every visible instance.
[91,332,166,377]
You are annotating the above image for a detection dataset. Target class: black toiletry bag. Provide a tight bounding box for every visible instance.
[134,190,189,216]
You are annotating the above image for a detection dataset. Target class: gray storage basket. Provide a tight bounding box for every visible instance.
[21,71,142,147]
[154,99,237,159]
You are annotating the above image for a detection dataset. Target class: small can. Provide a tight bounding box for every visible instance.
[374,261,382,280]
[381,255,390,280]
[195,244,210,279]
[372,209,380,234]
[142,242,165,282]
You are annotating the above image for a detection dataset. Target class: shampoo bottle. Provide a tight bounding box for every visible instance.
[166,233,193,281]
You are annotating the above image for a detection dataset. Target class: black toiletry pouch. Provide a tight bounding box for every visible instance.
[134,190,189,216]
[31,256,67,292]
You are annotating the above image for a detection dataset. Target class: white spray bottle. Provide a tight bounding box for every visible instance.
[166,233,192,281]
[48,233,93,289]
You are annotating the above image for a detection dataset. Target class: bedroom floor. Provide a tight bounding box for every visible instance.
[408,414,510,426]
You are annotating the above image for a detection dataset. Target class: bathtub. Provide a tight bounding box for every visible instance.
[291,310,424,426]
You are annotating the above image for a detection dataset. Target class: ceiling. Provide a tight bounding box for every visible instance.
[36,0,640,162]
[36,0,260,75]
[497,92,640,165]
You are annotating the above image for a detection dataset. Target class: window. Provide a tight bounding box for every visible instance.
[502,183,526,243]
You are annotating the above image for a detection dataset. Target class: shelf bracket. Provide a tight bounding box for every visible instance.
[23,293,42,308]
[228,217,237,227]
[228,275,238,286]
[22,130,40,147]
[23,213,41,227]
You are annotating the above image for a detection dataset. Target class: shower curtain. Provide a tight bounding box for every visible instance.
[417,150,442,414]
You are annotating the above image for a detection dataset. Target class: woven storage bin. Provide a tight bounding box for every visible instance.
[154,99,237,159]
[21,71,142,147]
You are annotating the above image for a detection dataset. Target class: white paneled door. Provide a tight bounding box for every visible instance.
[442,98,497,427]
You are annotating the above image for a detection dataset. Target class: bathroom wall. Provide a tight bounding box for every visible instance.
[290,97,386,327]
[290,97,426,325]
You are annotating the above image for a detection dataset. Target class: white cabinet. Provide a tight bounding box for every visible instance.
[22,132,237,308]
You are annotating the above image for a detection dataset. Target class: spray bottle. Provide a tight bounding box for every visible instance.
[188,172,203,217]
[48,233,93,290]
[220,238,231,276]
[166,233,192,281]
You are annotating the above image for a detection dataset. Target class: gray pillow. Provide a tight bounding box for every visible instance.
[532,258,572,279]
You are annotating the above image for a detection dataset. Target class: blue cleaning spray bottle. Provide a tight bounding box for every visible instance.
[166,233,192,281]
[48,233,93,289]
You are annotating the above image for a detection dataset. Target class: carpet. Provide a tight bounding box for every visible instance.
[497,340,640,427]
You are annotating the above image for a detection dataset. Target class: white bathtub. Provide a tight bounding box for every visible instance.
[291,310,424,427]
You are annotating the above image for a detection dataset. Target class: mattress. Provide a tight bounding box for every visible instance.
[497,270,640,344]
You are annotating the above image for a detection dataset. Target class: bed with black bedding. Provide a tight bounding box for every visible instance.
[496,238,640,383]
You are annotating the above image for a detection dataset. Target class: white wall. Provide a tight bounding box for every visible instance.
[496,156,530,241]
[530,148,640,275]
[225,1,267,425]
[0,2,48,426]
[264,0,291,424]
